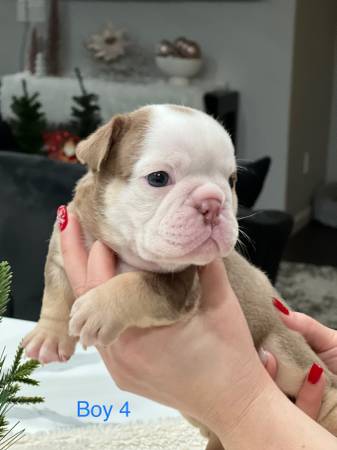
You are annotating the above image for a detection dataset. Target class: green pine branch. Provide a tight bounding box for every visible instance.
[0,263,11,320]
[0,262,44,449]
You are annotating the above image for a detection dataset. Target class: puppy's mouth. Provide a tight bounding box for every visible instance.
[141,208,238,265]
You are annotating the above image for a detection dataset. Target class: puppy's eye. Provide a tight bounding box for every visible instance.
[147,171,170,187]
[228,172,237,189]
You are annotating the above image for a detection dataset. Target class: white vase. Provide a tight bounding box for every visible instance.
[156,56,202,86]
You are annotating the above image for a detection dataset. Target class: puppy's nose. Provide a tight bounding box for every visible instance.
[197,198,222,226]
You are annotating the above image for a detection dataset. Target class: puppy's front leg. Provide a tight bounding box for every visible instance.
[22,226,78,363]
[69,266,200,348]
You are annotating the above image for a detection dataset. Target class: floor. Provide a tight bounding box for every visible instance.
[284,220,337,267]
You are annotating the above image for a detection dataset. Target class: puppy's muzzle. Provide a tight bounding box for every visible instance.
[190,184,224,227]
[197,199,222,226]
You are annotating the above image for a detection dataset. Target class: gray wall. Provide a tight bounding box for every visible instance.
[0,0,23,76]
[0,0,297,210]
[286,0,337,217]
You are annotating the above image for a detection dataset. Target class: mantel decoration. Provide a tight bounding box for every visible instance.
[7,69,102,161]
[43,130,80,163]
[10,80,46,154]
[86,22,127,63]
[85,24,157,82]
[46,0,61,76]
[28,27,39,75]
[156,36,202,86]
[71,67,102,138]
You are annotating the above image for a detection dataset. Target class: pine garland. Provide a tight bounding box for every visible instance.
[0,262,43,449]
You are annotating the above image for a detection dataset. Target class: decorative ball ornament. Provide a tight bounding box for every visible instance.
[86,23,127,63]
[157,40,177,57]
[156,37,202,59]
[174,37,201,59]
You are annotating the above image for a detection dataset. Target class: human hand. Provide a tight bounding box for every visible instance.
[260,299,337,421]
[60,211,271,434]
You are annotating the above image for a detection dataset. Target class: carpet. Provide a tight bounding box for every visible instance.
[276,261,337,329]
[11,417,206,450]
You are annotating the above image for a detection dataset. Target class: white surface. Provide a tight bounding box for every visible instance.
[1,73,205,124]
[2,317,179,434]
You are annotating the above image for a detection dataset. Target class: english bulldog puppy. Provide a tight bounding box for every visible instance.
[22,105,337,449]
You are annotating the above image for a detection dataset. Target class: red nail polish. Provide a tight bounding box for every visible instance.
[272,298,289,315]
[57,205,68,231]
[308,363,323,384]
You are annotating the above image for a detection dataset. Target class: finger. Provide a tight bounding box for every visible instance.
[60,210,88,297]
[296,363,325,420]
[199,258,233,309]
[259,348,278,380]
[86,241,117,290]
[275,305,337,354]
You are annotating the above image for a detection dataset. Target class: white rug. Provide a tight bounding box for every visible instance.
[12,417,207,450]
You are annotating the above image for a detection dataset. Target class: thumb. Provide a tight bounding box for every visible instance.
[198,259,233,309]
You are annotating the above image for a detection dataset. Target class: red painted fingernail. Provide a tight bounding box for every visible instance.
[272,298,289,315]
[308,363,323,384]
[57,205,68,231]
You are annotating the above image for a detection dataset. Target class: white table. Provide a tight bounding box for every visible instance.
[2,317,179,434]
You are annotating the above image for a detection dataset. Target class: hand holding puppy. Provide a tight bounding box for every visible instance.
[60,212,337,449]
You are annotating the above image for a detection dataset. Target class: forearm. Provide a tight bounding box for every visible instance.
[211,378,337,450]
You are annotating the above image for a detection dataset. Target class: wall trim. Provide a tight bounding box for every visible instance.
[292,206,312,234]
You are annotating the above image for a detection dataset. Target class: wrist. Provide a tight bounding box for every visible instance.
[194,361,273,439]
[208,375,337,450]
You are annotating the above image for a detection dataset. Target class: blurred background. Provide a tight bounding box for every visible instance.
[0,0,336,327]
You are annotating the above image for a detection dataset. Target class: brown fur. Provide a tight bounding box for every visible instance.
[23,108,337,449]
[169,104,195,115]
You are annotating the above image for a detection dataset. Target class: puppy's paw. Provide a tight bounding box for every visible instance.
[69,292,124,348]
[22,319,77,364]
[68,295,124,348]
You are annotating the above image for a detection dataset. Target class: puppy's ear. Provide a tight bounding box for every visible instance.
[76,115,129,172]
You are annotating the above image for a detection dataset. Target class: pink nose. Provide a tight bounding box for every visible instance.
[197,198,222,226]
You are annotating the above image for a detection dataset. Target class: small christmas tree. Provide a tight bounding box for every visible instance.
[10,80,46,154]
[0,262,43,449]
[71,68,102,139]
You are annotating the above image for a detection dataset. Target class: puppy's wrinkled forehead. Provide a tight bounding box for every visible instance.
[76,104,235,180]
[135,105,236,178]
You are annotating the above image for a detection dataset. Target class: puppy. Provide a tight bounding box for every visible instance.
[23,105,337,449]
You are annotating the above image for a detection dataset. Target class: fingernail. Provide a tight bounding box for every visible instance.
[272,297,289,315]
[57,205,68,231]
[258,348,268,365]
[308,363,323,384]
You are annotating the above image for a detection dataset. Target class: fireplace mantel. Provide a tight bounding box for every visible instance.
[1,73,209,124]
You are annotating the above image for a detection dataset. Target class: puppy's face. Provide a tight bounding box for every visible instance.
[76,105,238,271]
